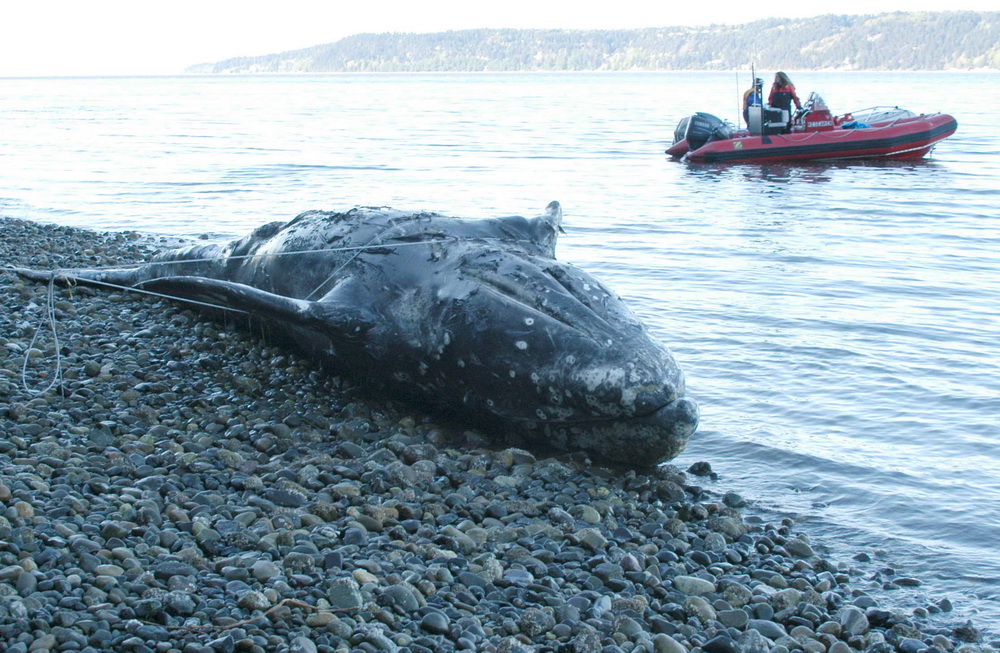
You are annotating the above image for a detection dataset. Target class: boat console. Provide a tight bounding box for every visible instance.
[747,93,836,135]
[796,93,835,132]
[747,106,790,135]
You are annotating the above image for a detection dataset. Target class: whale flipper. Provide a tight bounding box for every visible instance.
[137,276,374,343]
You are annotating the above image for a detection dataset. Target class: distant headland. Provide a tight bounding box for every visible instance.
[186,11,1000,74]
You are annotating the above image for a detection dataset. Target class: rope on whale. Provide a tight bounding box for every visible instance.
[14,237,457,396]
[12,229,542,396]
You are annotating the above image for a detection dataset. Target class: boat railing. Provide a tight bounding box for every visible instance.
[844,106,918,125]
[846,105,906,114]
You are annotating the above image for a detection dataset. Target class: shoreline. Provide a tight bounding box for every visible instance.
[1,216,994,652]
[3,70,999,81]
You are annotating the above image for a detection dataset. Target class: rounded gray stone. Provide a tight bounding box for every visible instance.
[748,619,788,641]
[421,610,451,634]
[653,634,688,653]
[381,584,420,613]
[673,574,716,595]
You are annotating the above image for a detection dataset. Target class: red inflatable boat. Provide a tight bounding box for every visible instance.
[667,94,957,164]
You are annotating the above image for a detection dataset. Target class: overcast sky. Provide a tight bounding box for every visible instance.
[2,0,997,76]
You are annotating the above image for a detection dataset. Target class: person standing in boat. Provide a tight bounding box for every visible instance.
[742,78,763,127]
[768,71,802,113]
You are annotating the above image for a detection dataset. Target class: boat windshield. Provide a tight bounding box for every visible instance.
[803,92,829,112]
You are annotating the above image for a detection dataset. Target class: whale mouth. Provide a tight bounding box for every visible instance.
[573,395,700,467]
[501,395,700,468]
[631,395,700,437]
[576,395,699,437]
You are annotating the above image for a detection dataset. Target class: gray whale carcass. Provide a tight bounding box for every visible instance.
[16,202,698,467]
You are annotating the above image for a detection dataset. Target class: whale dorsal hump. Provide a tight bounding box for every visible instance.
[528,200,562,257]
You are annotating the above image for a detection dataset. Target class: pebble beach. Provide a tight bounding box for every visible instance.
[0,216,994,653]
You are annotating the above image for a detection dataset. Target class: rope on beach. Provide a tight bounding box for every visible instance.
[19,271,259,397]
[21,274,66,396]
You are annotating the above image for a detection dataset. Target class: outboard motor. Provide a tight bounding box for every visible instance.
[672,116,691,145]
[685,112,731,152]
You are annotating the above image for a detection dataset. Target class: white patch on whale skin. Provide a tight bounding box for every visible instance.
[577,366,626,393]
[509,370,516,378]
[524,317,534,326]
[515,341,528,350]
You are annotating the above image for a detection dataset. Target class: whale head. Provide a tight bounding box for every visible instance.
[354,202,699,466]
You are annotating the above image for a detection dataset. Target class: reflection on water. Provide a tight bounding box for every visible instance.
[682,163,835,184]
[680,158,945,187]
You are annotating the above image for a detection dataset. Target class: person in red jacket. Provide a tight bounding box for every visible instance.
[768,71,802,113]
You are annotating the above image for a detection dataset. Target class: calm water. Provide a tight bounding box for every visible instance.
[2,72,999,630]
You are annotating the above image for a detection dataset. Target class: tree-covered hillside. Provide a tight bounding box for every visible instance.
[187,11,1000,73]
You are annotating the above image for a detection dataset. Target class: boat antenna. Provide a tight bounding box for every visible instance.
[736,69,741,126]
